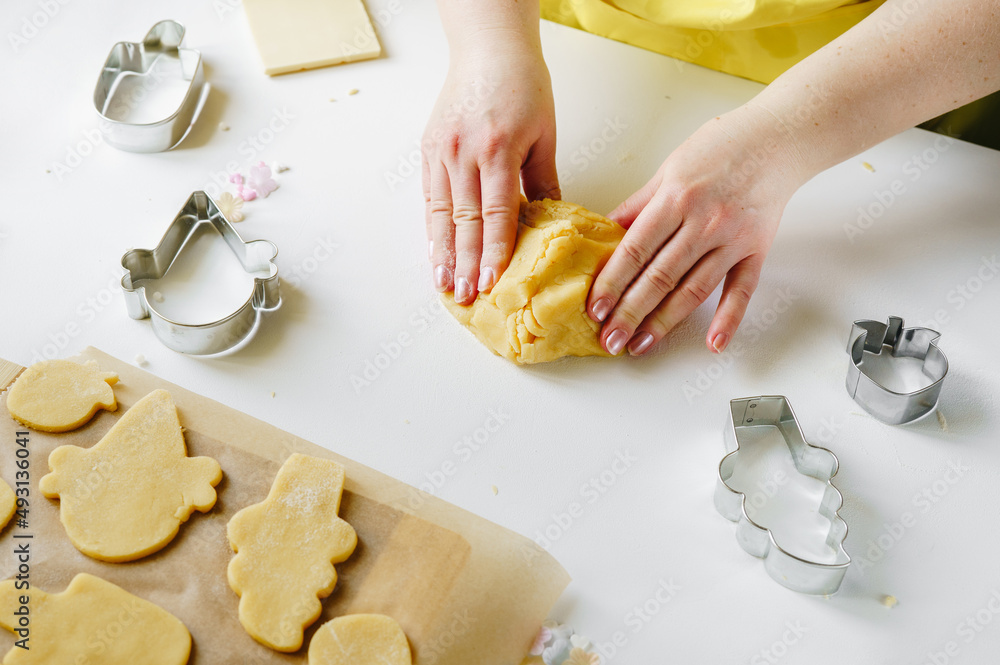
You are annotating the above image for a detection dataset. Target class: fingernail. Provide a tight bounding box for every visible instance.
[606,329,628,355]
[455,276,473,303]
[434,265,451,292]
[478,267,495,292]
[712,332,731,354]
[628,332,654,356]
[591,298,612,322]
[428,240,434,260]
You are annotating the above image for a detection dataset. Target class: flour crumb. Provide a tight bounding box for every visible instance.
[880,594,898,609]
[348,88,359,96]
[271,391,276,399]
[617,151,634,164]
[152,291,165,303]
[862,161,875,172]
[936,410,948,431]
[134,354,148,367]
[491,485,498,496]
[219,122,230,132]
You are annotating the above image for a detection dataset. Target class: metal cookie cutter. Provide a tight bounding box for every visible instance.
[121,191,280,355]
[716,396,851,595]
[94,20,209,152]
[846,316,948,425]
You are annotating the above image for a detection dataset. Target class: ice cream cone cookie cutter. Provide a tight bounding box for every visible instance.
[846,316,948,425]
[121,191,280,355]
[715,396,851,595]
[94,20,209,152]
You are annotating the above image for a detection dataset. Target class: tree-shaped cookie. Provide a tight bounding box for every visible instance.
[0,573,191,665]
[228,453,358,652]
[309,615,412,665]
[39,389,223,562]
[6,359,118,431]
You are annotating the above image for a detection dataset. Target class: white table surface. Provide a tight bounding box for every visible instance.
[5,1,1000,662]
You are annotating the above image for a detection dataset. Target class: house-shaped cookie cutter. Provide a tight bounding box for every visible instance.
[121,191,280,355]
[715,396,851,595]
[94,20,209,152]
[846,316,949,425]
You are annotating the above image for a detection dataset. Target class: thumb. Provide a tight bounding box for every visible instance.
[521,135,561,202]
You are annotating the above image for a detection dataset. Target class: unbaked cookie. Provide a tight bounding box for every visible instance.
[228,453,358,652]
[0,573,191,665]
[6,359,118,432]
[308,614,412,665]
[39,389,223,562]
[444,199,625,363]
[0,480,15,532]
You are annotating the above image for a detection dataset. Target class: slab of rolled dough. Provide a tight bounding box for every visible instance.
[308,614,412,665]
[0,573,191,665]
[243,0,382,76]
[444,199,626,364]
[227,453,358,652]
[39,389,222,562]
[5,359,118,432]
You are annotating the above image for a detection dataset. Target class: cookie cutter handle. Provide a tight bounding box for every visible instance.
[143,20,186,51]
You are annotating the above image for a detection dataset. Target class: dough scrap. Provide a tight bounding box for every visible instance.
[0,480,15,532]
[308,614,412,665]
[227,453,358,652]
[39,389,223,562]
[0,573,191,665]
[6,359,118,432]
[444,199,626,364]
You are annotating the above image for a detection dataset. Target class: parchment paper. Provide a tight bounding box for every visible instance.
[0,348,569,664]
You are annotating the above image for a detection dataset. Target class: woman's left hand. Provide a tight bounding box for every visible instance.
[587,103,809,356]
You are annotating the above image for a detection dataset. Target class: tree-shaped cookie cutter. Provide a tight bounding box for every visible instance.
[121,191,280,355]
[715,396,851,595]
[94,20,209,152]
[846,316,949,425]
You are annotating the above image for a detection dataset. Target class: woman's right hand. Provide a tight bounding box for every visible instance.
[422,37,560,305]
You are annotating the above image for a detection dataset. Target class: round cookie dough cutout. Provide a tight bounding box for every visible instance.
[308,614,412,665]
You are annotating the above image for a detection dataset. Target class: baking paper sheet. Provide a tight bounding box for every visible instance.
[0,348,569,664]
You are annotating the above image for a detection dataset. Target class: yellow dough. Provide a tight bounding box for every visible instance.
[308,615,412,665]
[227,453,358,652]
[444,199,626,364]
[6,359,118,432]
[0,573,191,665]
[243,0,381,75]
[0,480,15,532]
[39,389,222,562]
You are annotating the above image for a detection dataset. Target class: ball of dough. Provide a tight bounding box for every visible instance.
[444,199,625,364]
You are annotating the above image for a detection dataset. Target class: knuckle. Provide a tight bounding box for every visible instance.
[479,130,512,163]
[429,198,453,219]
[481,202,518,223]
[643,262,678,295]
[619,242,649,272]
[451,203,482,227]
[679,280,713,307]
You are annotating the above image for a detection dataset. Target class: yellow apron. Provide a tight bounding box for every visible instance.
[540,0,886,83]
